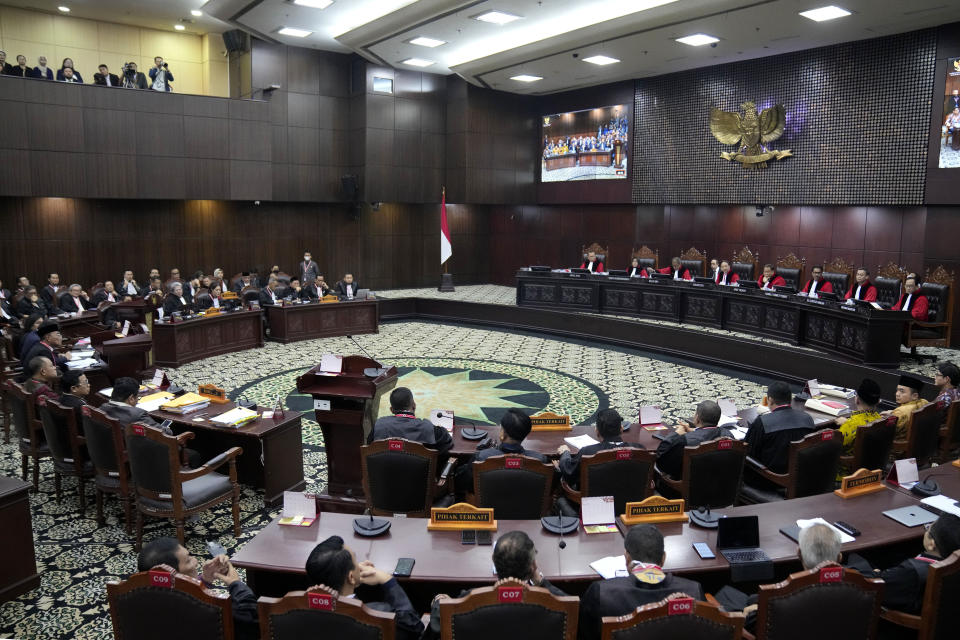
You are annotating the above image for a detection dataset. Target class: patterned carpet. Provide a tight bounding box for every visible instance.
[1,281,957,638]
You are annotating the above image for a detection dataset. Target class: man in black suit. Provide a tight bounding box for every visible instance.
[16,286,51,318]
[58,370,89,422]
[578,524,705,640]
[100,377,160,427]
[744,381,815,483]
[367,387,453,453]
[232,272,254,293]
[335,273,360,300]
[39,273,61,307]
[258,277,282,306]
[281,277,302,301]
[93,64,120,87]
[945,90,960,119]
[556,408,643,488]
[424,531,568,639]
[655,400,733,490]
[301,274,332,300]
[59,284,93,314]
[24,322,68,371]
[162,282,191,316]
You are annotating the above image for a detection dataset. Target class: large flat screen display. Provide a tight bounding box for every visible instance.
[541,105,628,181]
[940,57,960,168]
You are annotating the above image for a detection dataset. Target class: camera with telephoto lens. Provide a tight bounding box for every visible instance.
[123,63,136,76]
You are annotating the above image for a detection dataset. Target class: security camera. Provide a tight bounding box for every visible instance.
[755,206,764,217]
[572,53,578,58]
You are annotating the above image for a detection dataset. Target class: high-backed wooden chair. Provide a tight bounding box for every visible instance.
[880,549,960,640]
[893,401,944,468]
[472,455,555,519]
[753,563,884,640]
[601,596,744,640]
[631,246,659,271]
[739,430,842,503]
[581,243,609,268]
[107,565,234,640]
[904,266,954,359]
[258,585,396,640]
[124,423,242,549]
[775,253,805,290]
[679,247,708,278]
[438,579,580,640]
[5,379,50,490]
[561,447,655,516]
[81,405,134,532]
[822,257,856,297]
[940,402,960,460]
[361,438,454,517]
[839,415,896,476]
[36,396,94,512]
[731,247,759,282]
[656,438,747,509]
[873,261,907,308]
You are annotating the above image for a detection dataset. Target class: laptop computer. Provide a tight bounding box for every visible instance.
[353,288,370,300]
[716,515,772,564]
[883,506,938,527]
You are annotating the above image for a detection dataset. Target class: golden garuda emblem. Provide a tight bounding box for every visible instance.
[710,101,792,169]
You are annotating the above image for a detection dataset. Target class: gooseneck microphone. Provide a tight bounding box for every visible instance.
[557,505,567,549]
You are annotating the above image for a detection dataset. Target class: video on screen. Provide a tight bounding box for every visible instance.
[541,105,628,181]
[940,57,960,168]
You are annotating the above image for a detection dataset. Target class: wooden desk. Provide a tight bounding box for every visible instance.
[152,309,263,367]
[57,311,104,339]
[266,300,379,344]
[151,401,305,507]
[0,477,40,603]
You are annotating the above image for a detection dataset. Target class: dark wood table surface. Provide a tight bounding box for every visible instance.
[151,400,305,507]
[0,476,40,603]
[266,299,379,344]
[151,309,264,367]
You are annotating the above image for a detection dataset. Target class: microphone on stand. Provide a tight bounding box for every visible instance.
[458,417,488,441]
[556,505,567,549]
[348,335,388,378]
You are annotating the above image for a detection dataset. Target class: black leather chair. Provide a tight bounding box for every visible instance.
[740,430,842,503]
[194,292,214,310]
[631,246,659,271]
[656,438,747,509]
[561,448,655,516]
[821,258,855,297]
[731,262,755,282]
[361,438,454,517]
[880,549,960,640]
[681,260,703,278]
[839,415,896,476]
[472,455,555,519]
[241,288,261,305]
[5,380,49,491]
[36,396,94,512]
[125,423,242,549]
[754,563,884,640]
[893,401,944,468]
[107,565,234,640]
[775,253,805,290]
[258,585,396,640]
[437,580,579,640]
[776,268,801,289]
[905,276,953,359]
[81,405,134,532]
[600,596,744,640]
[873,276,902,308]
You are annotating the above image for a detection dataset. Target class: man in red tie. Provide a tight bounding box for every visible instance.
[757,264,786,290]
[580,251,604,273]
[844,268,877,302]
[715,260,739,285]
[658,257,692,280]
[892,276,928,320]
[800,265,833,297]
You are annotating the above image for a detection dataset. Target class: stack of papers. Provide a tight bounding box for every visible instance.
[564,434,599,449]
[136,392,175,412]
[160,392,210,414]
[69,349,96,359]
[797,518,855,543]
[320,353,343,374]
[210,407,259,427]
[920,495,960,517]
[589,555,628,579]
[729,426,748,440]
[66,358,99,370]
[819,384,856,399]
[804,398,850,417]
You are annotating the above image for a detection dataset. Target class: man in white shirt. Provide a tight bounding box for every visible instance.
[120,270,140,297]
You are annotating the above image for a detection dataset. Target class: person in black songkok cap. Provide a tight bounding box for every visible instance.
[834,379,883,466]
[883,374,927,439]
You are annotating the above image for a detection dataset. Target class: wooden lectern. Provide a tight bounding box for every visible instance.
[100,334,154,380]
[296,356,397,511]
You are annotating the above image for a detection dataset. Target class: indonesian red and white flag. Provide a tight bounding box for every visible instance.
[440,189,452,264]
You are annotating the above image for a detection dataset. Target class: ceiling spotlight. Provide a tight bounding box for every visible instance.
[799,5,851,22]
[473,10,521,25]
[294,0,334,8]
[408,36,446,48]
[174,24,186,31]
[510,74,542,82]
[191,9,202,17]
[583,55,620,66]
[278,27,313,37]
[676,33,720,46]
[58,5,70,12]
[401,58,435,67]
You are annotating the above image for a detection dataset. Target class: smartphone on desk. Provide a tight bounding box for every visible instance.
[693,542,715,559]
[393,557,415,577]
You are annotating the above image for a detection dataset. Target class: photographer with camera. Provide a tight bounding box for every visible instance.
[149,56,174,92]
[121,61,147,89]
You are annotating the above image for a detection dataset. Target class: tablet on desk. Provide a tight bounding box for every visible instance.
[883,506,938,527]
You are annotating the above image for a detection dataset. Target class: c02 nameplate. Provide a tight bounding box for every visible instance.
[428,502,498,531]
[834,468,885,499]
[621,496,688,524]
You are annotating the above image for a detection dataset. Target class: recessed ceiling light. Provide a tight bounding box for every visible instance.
[294,0,334,8]
[473,10,522,25]
[191,9,202,17]
[583,55,620,66]
[510,74,542,83]
[174,24,186,31]
[278,27,313,37]
[799,5,851,22]
[401,58,435,67]
[409,36,446,48]
[57,5,69,12]
[676,33,720,46]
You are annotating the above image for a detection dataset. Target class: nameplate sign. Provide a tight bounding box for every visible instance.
[203,307,221,315]
[530,412,572,432]
[198,384,229,404]
[321,295,339,304]
[148,570,174,588]
[221,291,239,300]
[497,585,524,603]
[388,439,404,451]
[819,566,843,583]
[834,468,885,499]
[427,502,497,531]
[621,496,688,524]
[132,424,146,436]
[717,439,733,450]
[667,598,694,615]
[307,592,335,611]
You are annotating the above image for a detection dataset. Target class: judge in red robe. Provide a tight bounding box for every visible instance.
[715,260,739,285]
[844,268,877,302]
[580,251,604,273]
[758,264,786,290]
[658,257,692,281]
[892,276,928,321]
[800,265,833,297]
[627,258,648,278]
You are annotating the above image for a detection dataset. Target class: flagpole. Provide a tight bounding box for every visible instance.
[439,185,455,292]
[442,185,448,275]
